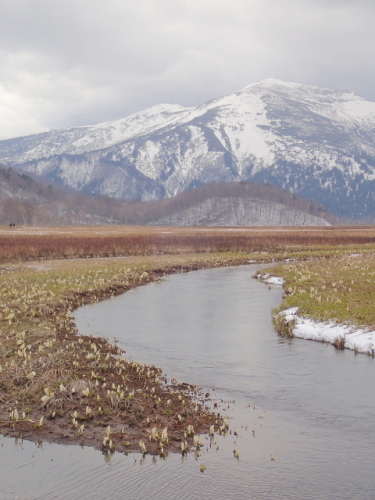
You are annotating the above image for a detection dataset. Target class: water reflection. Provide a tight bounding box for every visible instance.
[1,265,375,500]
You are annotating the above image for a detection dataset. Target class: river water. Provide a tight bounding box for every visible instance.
[1,265,375,500]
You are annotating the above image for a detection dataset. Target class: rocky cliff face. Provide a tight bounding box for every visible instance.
[1,79,375,218]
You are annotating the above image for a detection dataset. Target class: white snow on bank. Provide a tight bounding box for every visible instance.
[256,273,285,285]
[280,307,375,355]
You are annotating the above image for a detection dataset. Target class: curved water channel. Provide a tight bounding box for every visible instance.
[1,264,375,499]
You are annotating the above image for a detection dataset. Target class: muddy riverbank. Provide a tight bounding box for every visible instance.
[0,253,259,455]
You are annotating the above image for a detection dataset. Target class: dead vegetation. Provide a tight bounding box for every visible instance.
[0,252,252,455]
[272,313,296,338]
[1,224,375,263]
[1,225,375,454]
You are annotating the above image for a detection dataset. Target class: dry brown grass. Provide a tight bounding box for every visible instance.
[1,224,375,263]
[0,252,251,454]
[1,224,375,454]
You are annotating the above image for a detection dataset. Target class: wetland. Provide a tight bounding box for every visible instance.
[1,225,375,498]
[2,264,375,499]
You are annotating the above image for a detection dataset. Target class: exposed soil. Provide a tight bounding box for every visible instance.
[0,255,244,456]
[0,373,220,456]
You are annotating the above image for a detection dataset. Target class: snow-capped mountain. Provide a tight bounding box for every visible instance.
[1,78,375,218]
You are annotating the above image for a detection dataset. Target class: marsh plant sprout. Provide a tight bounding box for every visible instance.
[149,427,159,442]
[193,434,202,449]
[161,427,168,444]
[139,440,147,454]
[187,424,194,436]
[10,409,19,421]
[181,440,189,454]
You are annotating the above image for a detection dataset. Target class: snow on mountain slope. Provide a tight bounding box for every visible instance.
[0,103,192,163]
[1,79,375,218]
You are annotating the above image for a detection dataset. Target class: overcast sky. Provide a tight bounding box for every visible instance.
[1,0,375,140]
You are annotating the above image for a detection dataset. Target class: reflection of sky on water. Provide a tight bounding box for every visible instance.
[75,264,375,424]
[76,265,280,388]
[1,265,375,500]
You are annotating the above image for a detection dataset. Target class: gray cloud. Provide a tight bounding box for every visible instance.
[1,0,375,139]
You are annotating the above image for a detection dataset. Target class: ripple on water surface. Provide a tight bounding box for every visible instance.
[1,265,375,500]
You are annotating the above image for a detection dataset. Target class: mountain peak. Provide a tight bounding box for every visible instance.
[241,78,367,103]
[1,80,375,218]
[241,78,301,92]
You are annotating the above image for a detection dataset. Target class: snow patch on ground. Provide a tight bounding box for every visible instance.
[256,273,285,285]
[279,307,375,355]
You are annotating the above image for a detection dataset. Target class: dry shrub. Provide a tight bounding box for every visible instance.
[273,313,296,338]
[333,336,346,350]
[0,225,375,263]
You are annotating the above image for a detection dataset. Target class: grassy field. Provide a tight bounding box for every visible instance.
[263,253,375,330]
[0,224,375,454]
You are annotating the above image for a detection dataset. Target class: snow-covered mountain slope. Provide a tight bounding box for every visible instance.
[150,197,331,226]
[0,103,192,162]
[1,78,375,217]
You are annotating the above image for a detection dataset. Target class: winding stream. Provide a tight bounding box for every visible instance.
[1,265,375,499]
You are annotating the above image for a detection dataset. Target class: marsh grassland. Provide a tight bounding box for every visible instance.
[0,224,374,262]
[268,254,375,329]
[0,224,375,455]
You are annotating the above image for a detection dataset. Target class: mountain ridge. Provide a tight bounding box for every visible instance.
[0,166,334,226]
[1,79,375,218]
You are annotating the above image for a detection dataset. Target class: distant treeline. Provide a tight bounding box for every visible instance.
[0,164,366,225]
